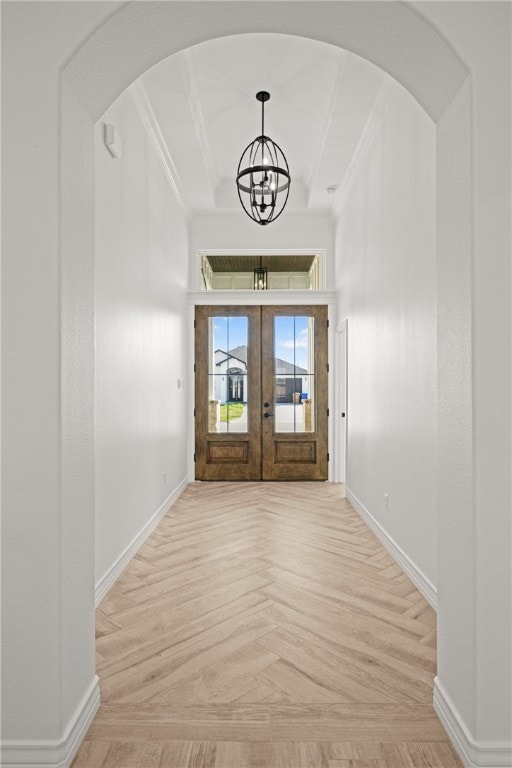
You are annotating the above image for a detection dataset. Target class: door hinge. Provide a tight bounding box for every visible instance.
[327,318,330,328]
[194,364,196,373]
[327,408,329,417]
[194,408,196,417]
[327,453,330,461]
[194,452,196,462]
[327,363,329,373]
[194,319,196,329]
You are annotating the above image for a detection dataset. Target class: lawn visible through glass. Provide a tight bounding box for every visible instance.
[209,316,249,433]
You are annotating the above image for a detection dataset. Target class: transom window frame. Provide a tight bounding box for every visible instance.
[196,249,326,292]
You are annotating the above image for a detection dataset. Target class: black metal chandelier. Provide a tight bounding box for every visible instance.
[236,91,291,226]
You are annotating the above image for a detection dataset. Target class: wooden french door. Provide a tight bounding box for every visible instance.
[194,305,328,481]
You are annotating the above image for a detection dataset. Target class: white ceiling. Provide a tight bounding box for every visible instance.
[134,34,392,217]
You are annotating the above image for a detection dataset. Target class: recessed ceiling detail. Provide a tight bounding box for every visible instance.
[137,34,391,216]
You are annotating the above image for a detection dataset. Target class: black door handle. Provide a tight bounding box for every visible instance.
[341,412,346,417]
[263,412,273,418]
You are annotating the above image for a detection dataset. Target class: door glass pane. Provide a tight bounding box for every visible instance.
[208,316,248,433]
[273,316,315,433]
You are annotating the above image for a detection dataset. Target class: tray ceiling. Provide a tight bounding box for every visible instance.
[134,34,394,217]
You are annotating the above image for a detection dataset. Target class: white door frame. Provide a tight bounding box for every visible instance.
[334,319,348,484]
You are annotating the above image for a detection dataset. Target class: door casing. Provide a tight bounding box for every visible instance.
[194,304,329,481]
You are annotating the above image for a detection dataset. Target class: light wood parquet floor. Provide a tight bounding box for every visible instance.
[72,482,462,768]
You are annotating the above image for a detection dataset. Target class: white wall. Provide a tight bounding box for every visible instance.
[95,90,189,590]
[2,3,509,767]
[1,1,122,750]
[417,1,511,755]
[190,211,334,290]
[335,84,437,592]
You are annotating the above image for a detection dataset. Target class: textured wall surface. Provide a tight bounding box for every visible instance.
[418,0,512,750]
[1,1,121,743]
[95,90,189,589]
[335,83,437,589]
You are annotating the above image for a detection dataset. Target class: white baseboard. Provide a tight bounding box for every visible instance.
[95,475,188,606]
[434,678,512,768]
[1,676,100,768]
[345,487,437,610]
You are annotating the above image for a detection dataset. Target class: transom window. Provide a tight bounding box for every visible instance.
[200,251,323,291]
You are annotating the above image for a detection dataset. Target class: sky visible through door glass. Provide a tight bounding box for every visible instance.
[213,317,248,353]
[213,316,310,370]
[274,316,309,371]
[214,317,247,352]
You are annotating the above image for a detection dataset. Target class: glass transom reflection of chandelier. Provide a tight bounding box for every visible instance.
[236,91,291,226]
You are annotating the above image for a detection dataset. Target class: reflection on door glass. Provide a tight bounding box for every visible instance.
[274,316,315,433]
[208,316,248,433]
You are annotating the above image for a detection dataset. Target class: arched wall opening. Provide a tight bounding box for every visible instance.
[94,27,437,613]
[3,3,510,767]
[62,2,474,754]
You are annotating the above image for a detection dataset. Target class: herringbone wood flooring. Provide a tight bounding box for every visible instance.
[72,483,461,767]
